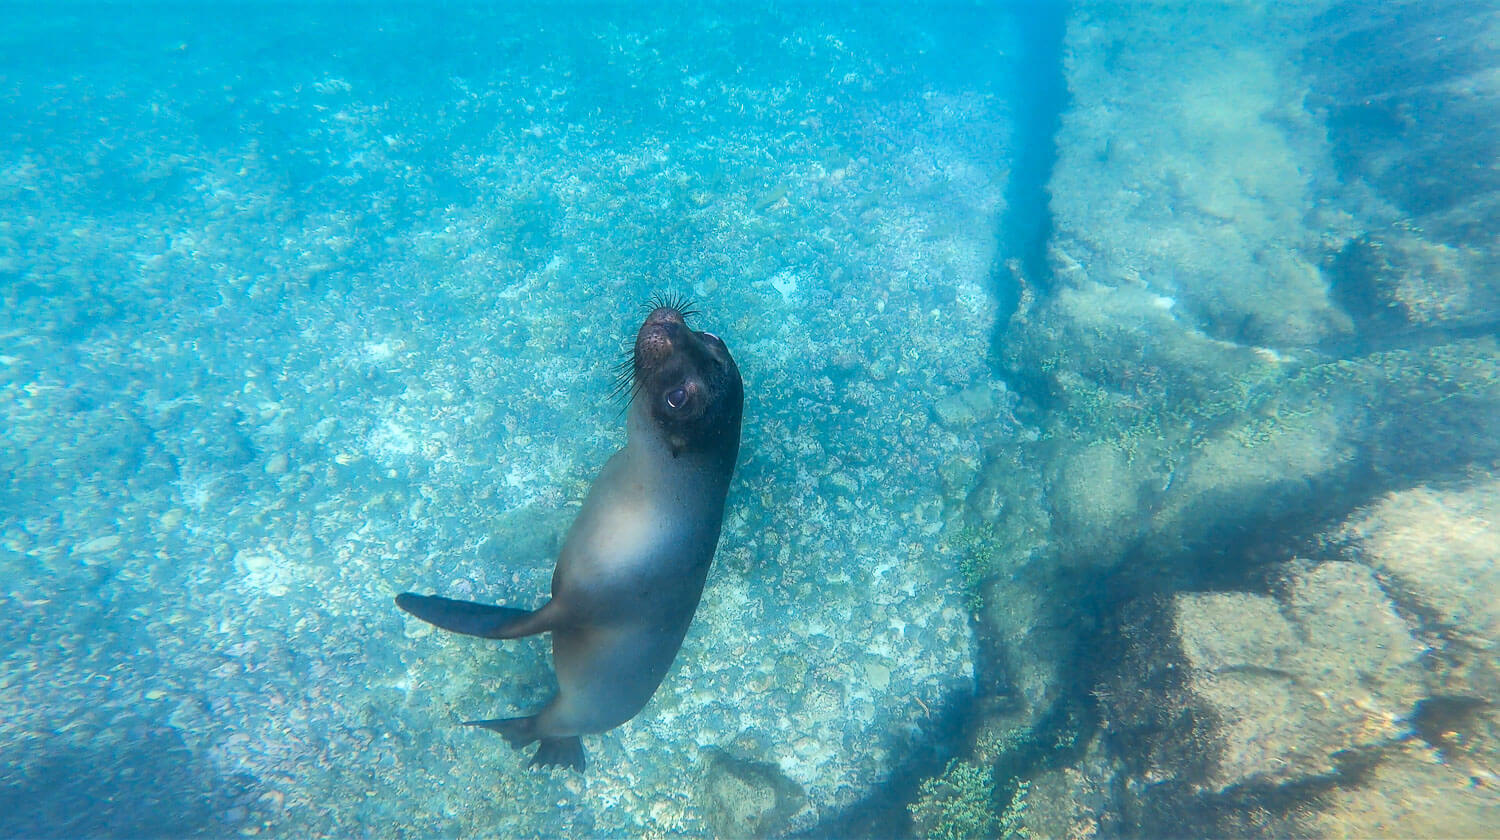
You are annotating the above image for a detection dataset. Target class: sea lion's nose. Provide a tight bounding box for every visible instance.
[645,306,686,327]
[636,318,678,366]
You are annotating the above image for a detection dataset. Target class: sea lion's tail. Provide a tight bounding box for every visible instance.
[467,717,586,772]
[394,593,554,639]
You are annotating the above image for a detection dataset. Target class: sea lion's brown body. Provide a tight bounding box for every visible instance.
[396,302,742,771]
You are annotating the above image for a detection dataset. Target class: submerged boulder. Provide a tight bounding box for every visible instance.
[698,748,807,840]
[1099,480,1500,833]
[1173,561,1426,791]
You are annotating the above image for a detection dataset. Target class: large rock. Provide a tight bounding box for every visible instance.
[1173,561,1426,791]
[1307,1,1500,339]
[1103,480,1500,832]
[1294,479,1500,835]
[1046,3,1350,353]
[1342,483,1500,661]
[698,748,806,840]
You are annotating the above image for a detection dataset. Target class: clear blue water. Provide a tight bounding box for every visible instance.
[3,2,1497,838]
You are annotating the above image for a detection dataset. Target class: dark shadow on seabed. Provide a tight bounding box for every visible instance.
[790,687,975,840]
[987,0,1069,345]
[0,720,254,839]
[802,5,1072,837]
[803,3,1076,836]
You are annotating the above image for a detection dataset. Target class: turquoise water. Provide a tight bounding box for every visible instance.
[3,3,1497,838]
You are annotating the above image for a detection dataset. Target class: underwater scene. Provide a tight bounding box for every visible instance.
[3,1,1498,837]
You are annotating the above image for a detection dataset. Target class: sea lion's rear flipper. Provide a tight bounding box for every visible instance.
[531,737,585,772]
[395,593,556,639]
[466,717,586,772]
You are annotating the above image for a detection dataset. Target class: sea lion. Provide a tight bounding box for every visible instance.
[395,298,743,772]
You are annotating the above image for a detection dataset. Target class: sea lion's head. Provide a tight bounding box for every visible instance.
[624,297,743,460]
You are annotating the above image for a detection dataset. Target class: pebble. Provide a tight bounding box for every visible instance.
[265,453,290,475]
[78,535,121,554]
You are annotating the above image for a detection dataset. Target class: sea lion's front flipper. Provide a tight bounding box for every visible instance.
[466,717,586,772]
[395,593,557,639]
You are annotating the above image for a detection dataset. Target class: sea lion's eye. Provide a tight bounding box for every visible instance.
[666,387,687,409]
